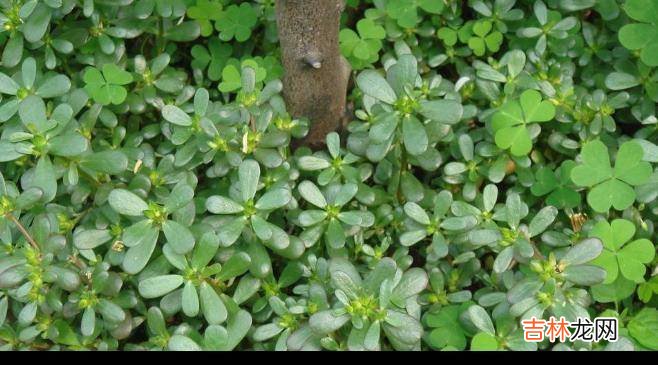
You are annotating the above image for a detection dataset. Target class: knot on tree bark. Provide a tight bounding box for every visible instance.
[303,52,323,69]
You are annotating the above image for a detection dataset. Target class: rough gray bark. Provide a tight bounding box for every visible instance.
[276,0,351,148]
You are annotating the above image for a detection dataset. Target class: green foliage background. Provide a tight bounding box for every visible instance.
[0,0,657,351]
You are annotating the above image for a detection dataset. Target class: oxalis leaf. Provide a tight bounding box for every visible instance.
[589,219,655,284]
[492,89,555,156]
[571,140,652,213]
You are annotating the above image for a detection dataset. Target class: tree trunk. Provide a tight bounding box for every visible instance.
[275,0,351,148]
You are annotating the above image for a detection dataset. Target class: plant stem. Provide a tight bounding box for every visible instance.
[396,142,408,204]
[156,17,165,56]
[5,213,40,252]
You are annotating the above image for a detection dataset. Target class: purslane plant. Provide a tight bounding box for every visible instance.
[290,257,428,351]
[297,180,375,250]
[107,183,195,274]
[205,159,291,250]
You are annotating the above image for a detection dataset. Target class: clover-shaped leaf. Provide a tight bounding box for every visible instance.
[628,308,658,350]
[83,64,133,105]
[218,65,242,93]
[437,27,458,47]
[530,161,581,209]
[492,89,555,156]
[424,304,468,350]
[187,0,223,37]
[618,0,658,66]
[215,3,258,42]
[571,140,652,213]
[590,219,656,284]
[386,0,444,28]
[339,18,385,69]
[467,20,503,56]
[191,39,233,81]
